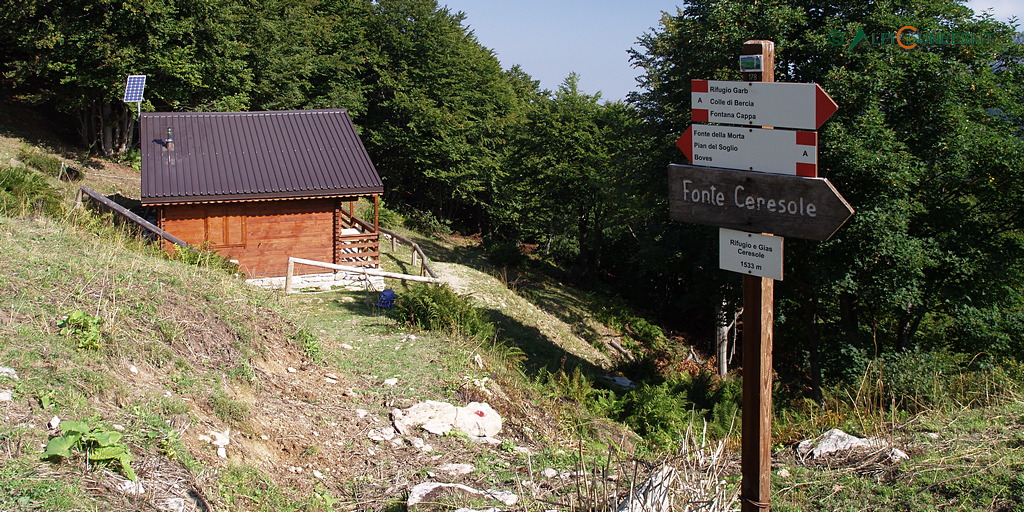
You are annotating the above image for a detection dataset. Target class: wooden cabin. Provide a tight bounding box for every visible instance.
[140,109,384,279]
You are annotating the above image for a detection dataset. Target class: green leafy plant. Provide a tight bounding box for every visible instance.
[390,283,495,340]
[290,329,324,364]
[42,420,136,481]
[58,310,104,350]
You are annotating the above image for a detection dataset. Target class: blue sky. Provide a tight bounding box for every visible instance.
[440,0,1024,102]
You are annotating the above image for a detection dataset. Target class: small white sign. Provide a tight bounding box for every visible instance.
[719,228,783,281]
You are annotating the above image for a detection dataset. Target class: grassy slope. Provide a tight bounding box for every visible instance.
[1,125,1023,511]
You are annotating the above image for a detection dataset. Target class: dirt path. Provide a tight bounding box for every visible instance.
[433,261,612,370]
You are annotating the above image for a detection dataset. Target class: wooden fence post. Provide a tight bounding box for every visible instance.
[285,258,295,294]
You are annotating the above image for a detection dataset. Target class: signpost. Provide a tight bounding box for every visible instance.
[676,124,819,176]
[719,229,783,281]
[667,39,853,512]
[667,164,853,240]
[691,79,838,130]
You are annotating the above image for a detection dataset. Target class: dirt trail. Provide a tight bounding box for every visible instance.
[433,261,612,369]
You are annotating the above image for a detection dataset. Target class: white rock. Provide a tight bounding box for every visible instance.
[0,390,12,402]
[438,463,475,476]
[287,367,297,373]
[340,344,354,350]
[367,427,396,442]
[797,429,889,460]
[383,378,399,387]
[158,497,187,512]
[47,416,60,431]
[422,420,452,436]
[0,367,18,380]
[356,409,369,418]
[409,436,433,452]
[216,446,227,458]
[542,468,558,479]
[924,432,939,440]
[116,479,145,495]
[324,377,338,384]
[313,470,325,479]
[112,424,125,431]
[208,428,231,447]
[470,436,502,446]
[454,402,502,438]
[128,365,138,374]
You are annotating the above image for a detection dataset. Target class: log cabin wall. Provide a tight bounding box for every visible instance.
[160,198,338,278]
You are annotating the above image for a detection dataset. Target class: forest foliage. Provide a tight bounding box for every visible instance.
[2,0,1023,397]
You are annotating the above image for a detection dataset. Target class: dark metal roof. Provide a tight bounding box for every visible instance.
[140,109,383,205]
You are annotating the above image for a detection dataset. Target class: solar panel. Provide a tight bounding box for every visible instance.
[123,75,146,103]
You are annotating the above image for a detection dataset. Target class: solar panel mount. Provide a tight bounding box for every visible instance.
[123,75,146,103]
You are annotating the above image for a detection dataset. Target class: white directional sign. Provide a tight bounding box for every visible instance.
[677,124,818,177]
[719,228,783,281]
[691,79,838,130]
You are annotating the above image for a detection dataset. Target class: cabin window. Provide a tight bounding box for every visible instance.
[205,205,245,248]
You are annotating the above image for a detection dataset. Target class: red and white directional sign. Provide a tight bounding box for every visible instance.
[691,79,838,130]
[676,124,818,177]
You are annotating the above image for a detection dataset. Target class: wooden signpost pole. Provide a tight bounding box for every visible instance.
[740,39,774,512]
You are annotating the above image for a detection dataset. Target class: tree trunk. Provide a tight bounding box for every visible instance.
[803,286,823,401]
[716,299,729,376]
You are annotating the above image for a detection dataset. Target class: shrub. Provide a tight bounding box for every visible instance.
[483,239,525,268]
[390,283,494,340]
[402,207,452,235]
[862,349,1019,412]
[615,382,691,450]
[0,165,64,217]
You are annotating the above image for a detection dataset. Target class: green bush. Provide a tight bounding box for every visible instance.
[0,165,64,216]
[390,283,494,340]
[483,239,525,268]
[864,349,1019,412]
[614,382,691,450]
[402,208,452,235]
[358,199,402,230]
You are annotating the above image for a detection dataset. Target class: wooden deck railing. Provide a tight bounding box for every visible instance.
[343,214,437,280]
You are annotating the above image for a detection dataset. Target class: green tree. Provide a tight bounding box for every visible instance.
[629,0,1024,389]
[240,0,374,114]
[358,0,526,228]
[1,0,252,155]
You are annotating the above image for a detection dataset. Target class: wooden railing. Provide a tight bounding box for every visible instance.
[78,186,189,248]
[344,214,437,280]
[284,257,438,293]
[335,231,380,268]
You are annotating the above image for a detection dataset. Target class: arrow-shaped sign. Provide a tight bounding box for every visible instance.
[667,164,854,241]
[676,124,818,177]
[691,79,838,130]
